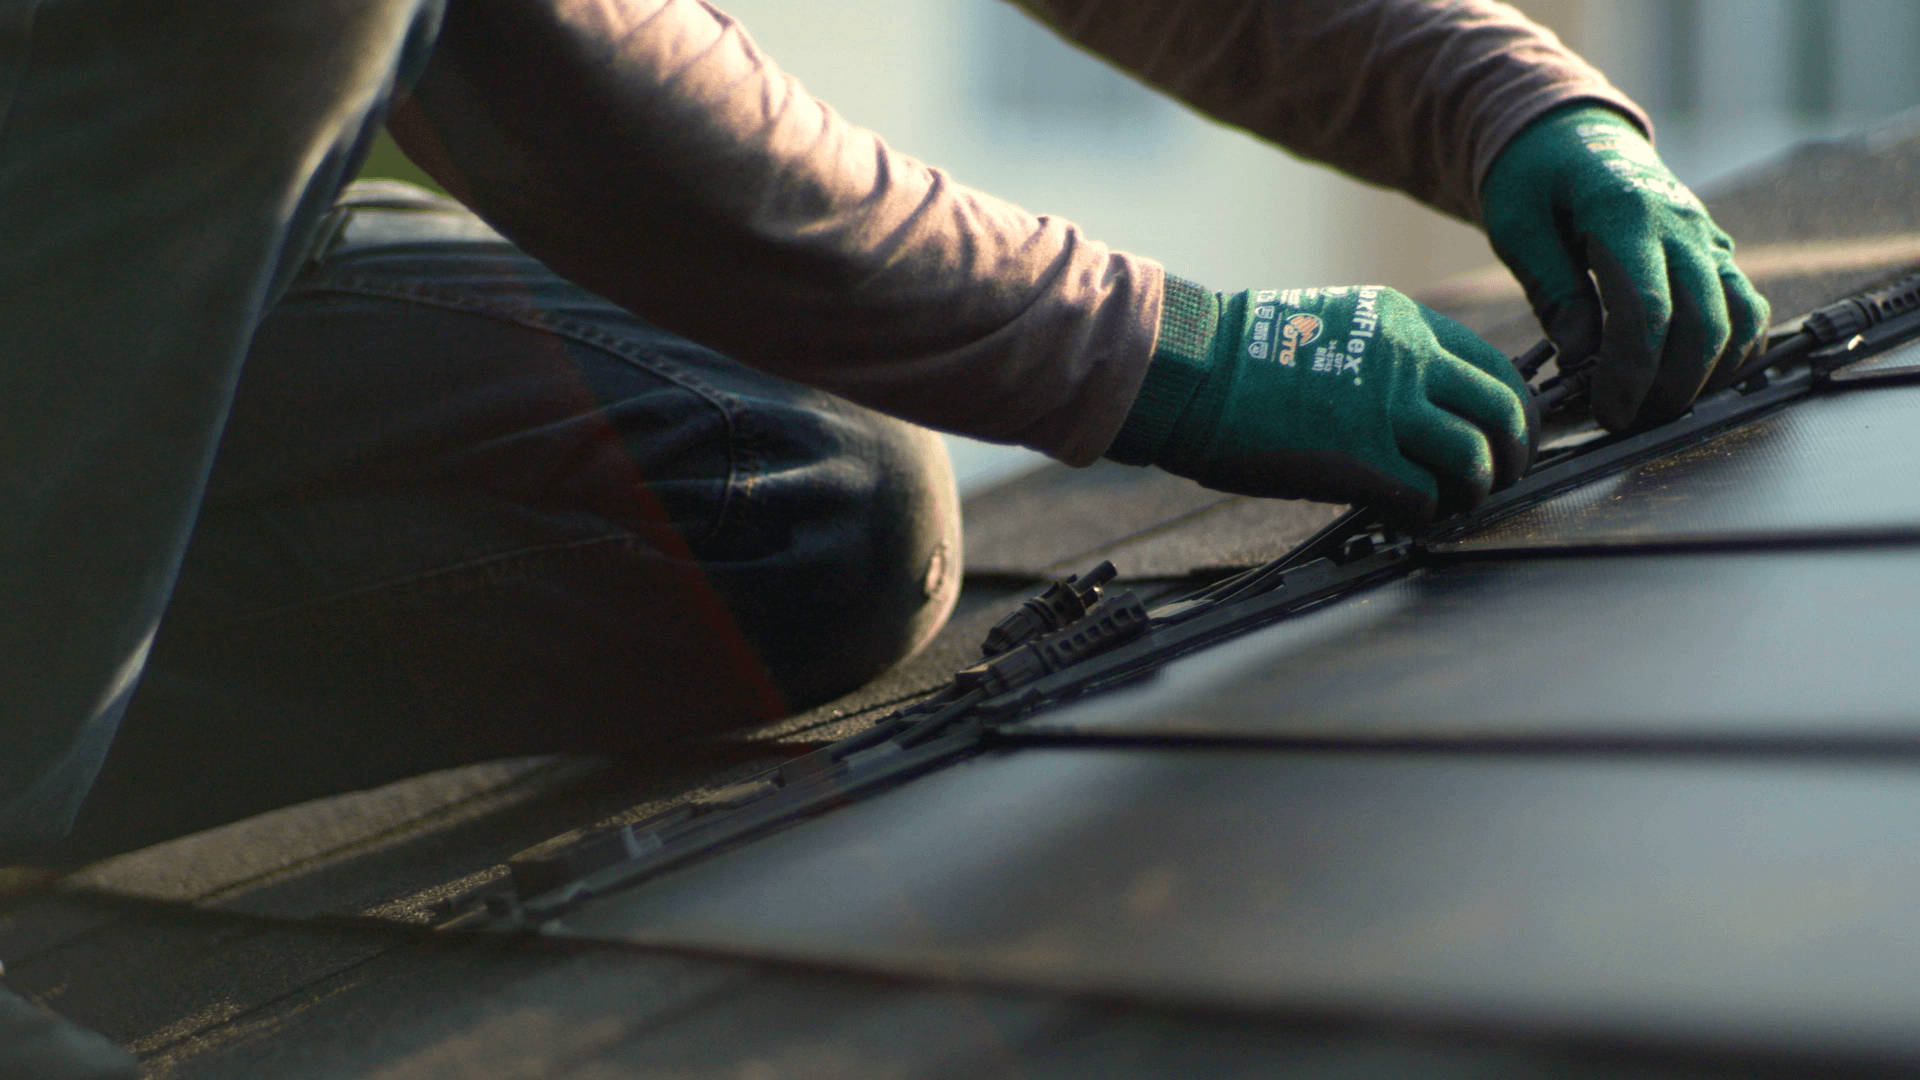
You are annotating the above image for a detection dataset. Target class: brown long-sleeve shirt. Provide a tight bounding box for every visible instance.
[392,0,1643,465]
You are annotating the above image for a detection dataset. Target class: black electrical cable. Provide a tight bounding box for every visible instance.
[1728,270,1920,384]
[1724,330,1816,385]
[1514,339,1556,381]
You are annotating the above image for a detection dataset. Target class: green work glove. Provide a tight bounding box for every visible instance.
[1107,276,1533,524]
[1481,103,1770,431]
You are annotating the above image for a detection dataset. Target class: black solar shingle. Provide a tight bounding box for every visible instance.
[545,747,1920,1062]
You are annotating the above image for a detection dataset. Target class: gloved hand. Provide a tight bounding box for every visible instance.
[1481,103,1770,431]
[1106,276,1533,524]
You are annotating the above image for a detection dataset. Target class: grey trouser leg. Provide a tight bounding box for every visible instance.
[0,0,442,845]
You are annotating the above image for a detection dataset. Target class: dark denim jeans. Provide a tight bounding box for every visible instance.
[0,0,452,853]
[43,184,959,861]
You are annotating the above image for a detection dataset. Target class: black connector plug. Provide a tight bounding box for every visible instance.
[981,560,1117,657]
[1803,271,1920,345]
[958,591,1150,697]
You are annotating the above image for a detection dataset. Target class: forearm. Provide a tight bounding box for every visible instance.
[390,0,1157,464]
[1008,0,1646,222]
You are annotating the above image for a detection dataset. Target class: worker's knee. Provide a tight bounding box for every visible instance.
[726,398,961,711]
[194,214,965,728]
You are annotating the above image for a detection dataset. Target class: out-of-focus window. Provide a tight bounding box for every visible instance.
[968,1,1174,152]
[1789,0,1837,121]
[1588,0,1920,185]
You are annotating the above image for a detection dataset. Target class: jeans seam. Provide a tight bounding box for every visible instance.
[219,531,649,628]
[287,271,753,553]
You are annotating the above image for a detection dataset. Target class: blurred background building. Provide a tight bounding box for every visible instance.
[360,0,1920,489]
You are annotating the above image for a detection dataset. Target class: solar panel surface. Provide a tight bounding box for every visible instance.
[549,748,1920,1059]
[1020,548,1920,743]
[1434,381,1920,553]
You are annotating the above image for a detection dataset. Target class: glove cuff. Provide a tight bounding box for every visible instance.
[1107,274,1219,466]
[1523,100,1643,138]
